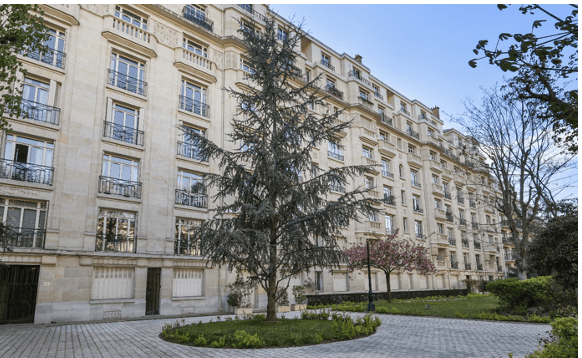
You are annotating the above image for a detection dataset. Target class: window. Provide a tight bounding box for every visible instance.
[414,220,423,237]
[91,267,134,300]
[3,134,54,184]
[306,70,310,82]
[115,5,147,29]
[379,131,388,141]
[180,80,208,117]
[177,170,205,195]
[362,147,372,159]
[0,198,47,248]
[173,268,203,297]
[22,78,50,120]
[102,154,139,182]
[359,90,369,101]
[109,53,146,95]
[428,129,434,137]
[365,176,374,189]
[383,186,392,197]
[403,217,409,233]
[178,125,206,160]
[447,228,454,239]
[441,161,447,168]
[437,248,446,261]
[321,53,331,67]
[408,145,415,154]
[352,68,361,79]
[401,190,406,205]
[175,218,203,255]
[277,28,288,41]
[412,195,422,211]
[328,140,343,161]
[183,38,207,58]
[367,211,378,222]
[435,199,441,209]
[106,103,141,145]
[96,209,136,252]
[411,170,419,185]
[378,106,385,118]
[399,164,404,178]
[385,215,394,233]
[430,151,436,160]
[381,159,391,176]
[432,175,439,184]
[240,21,255,35]
[26,27,66,69]
[400,102,408,113]
[373,85,380,97]
[315,272,322,291]
[437,223,444,234]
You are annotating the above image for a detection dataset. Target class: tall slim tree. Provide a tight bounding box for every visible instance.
[0,5,49,130]
[453,85,576,280]
[188,19,379,321]
[343,233,436,302]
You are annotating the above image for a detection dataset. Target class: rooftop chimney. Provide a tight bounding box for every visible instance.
[355,54,362,63]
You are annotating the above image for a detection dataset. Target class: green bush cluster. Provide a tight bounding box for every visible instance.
[232,330,265,348]
[331,313,382,340]
[486,276,554,313]
[520,317,578,358]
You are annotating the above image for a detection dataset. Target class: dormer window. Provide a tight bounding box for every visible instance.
[115,6,147,30]
[183,38,207,58]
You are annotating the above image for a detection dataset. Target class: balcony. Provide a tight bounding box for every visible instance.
[457,197,465,204]
[445,212,454,222]
[25,48,66,69]
[326,84,343,100]
[407,153,422,166]
[451,261,459,269]
[98,176,142,199]
[383,195,396,206]
[179,95,210,117]
[175,189,208,208]
[374,92,384,100]
[95,234,136,253]
[435,208,446,221]
[18,99,60,125]
[348,70,372,86]
[382,170,394,179]
[379,140,396,157]
[476,263,483,271]
[444,191,452,200]
[237,4,268,22]
[183,5,213,32]
[432,184,444,197]
[357,96,374,110]
[108,70,147,96]
[411,180,422,189]
[177,141,208,162]
[320,59,335,72]
[103,121,144,146]
[464,263,471,270]
[406,128,420,140]
[462,240,470,248]
[448,237,456,246]
[0,159,54,185]
[5,228,45,249]
[459,218,467,226]
[328,150,344,161]
[379,114,393,127]
[484,242,497,252]
[504,253,516,261]
[400,107,410,116]
[362,156,377,167]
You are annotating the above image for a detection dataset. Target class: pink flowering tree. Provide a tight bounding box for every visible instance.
[343,232,436,302]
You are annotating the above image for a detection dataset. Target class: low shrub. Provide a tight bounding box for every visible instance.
[463,279,480,293]
[486,276,554,310]
[522,317,578,358]
[292,285,307,304]
[233,330,265,348]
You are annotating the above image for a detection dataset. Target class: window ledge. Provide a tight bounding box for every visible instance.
[90,298,136,304]
[0,177,54,191]
[174,204,209,213]
[176,154,210,166]
[7,116,60,132]
[171,296,205,301]
[102,137,145,151]
[178,107,210,122]
[96,192,142,204]
[17,54,66,75]
[105,83,147,102]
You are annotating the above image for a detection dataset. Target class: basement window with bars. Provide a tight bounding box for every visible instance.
[172,268,203,297]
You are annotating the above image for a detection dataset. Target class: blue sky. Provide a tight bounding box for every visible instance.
[270,4,578,199]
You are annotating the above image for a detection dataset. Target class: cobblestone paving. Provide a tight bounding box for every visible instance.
[0,311,550,358]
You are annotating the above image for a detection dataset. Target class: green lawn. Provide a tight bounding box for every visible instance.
[309,294,552,323]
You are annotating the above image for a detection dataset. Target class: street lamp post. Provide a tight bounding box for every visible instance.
[366,238,375,312]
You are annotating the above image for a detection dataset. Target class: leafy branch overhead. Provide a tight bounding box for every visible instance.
[469,4,578,153]
[0,5,50,130]
[184,17,380,321]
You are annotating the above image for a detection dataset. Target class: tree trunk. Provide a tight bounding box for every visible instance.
[266,228,278,321]
[385,271,392,303]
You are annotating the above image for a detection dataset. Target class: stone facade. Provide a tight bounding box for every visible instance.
[0,4,516,324]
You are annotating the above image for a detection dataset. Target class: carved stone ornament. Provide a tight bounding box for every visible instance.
[224,51,239,70]
[211,49,223,70]
[151,20,180,48]
[80,4,111,17]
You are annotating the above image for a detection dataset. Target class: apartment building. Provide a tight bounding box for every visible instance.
[0,4,516,324]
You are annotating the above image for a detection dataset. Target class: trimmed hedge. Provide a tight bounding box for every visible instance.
[486,276,554,311]
[306,289,468,306]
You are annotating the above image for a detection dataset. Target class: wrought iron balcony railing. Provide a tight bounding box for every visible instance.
[462,240,470,248]
[472,222,479,229]
[379,114,393,126]
[175,189,208,208]
[400,107,410,116]
[374,92,384,100]
[103,121,144,146]
[328,150,344,161]
[179,95,210,117]
[175,236,203,256]
[464,263,471,270]
[326,84,343,99]
[5,228,45,249]
[406,128,420,139]
[383,195,396,206]
[445,213,454,222]
[457,197,465,204]
[348,71,372,86]
[476,263,483,271]
[25,48,66,69]
[460,218,467,226]
[183,5,213,32]
[177,141,208,162]
[451,261,458,269]
[108,69,147,96]
[411,180,422,188]
[505,253,516,261]
[444,191,452,200]
[320,59,335,71]
[0,158,54,185]
[416,232,424,239]
[18,99,60,125]
[413,207,423,214]
[95,234,136,253]
[382,170,394,178]
[448,238,456,246]
[98,176,142,199]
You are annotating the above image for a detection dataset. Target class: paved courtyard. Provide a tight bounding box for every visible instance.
[0,311,550,358]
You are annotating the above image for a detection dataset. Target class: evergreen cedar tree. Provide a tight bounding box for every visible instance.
[185,18,381,321]
[469,4,578,154]
[343,232,436,302]
[0,4,50,130]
